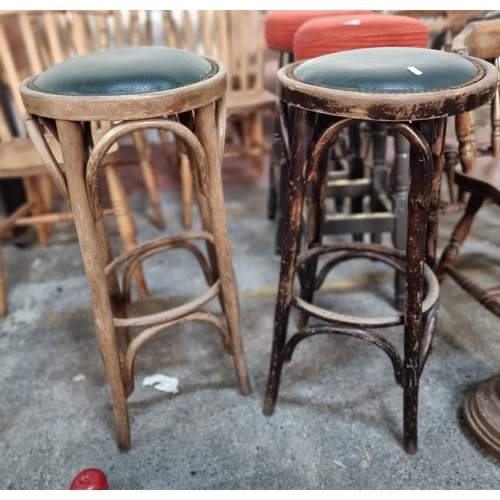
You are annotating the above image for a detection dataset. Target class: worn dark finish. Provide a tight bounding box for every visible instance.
[263,106,316,416]
[264,51,497,454]
[268,50,292,250]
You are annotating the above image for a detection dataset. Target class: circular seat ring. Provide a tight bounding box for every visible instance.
[277,56,497,121]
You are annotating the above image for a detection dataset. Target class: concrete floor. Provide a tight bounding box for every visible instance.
[2,183,500,489]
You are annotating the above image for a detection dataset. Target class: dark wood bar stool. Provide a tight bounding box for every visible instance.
[263,47,497,454]
[264,10,371,253]
[20,46,251,451]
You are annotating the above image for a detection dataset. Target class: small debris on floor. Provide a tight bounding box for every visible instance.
[332,460,346,469]
[72,374,86,382]
[31,258,42,269]
[143,374,179,394]
[363,448,371,462]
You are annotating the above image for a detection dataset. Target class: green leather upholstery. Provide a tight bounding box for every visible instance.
[34,47,214,96]
[294,47,478,93]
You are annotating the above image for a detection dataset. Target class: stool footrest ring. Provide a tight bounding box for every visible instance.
[104,231,220,328]
[295,243,440,328]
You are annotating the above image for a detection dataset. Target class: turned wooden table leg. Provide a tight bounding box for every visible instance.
[437,192,485,281]
[264,108,316,416]
[194,103,251,396]
[57,119,130,451]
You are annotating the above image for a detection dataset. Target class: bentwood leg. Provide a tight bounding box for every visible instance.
[186,140,219,286]
[264,108,316,416]
[268,113,281,221]
[426,118,447,269]
[194,103,251,396]
[94,213,131,355]
[400,120,435,454]
[57,119,130,451]
[297,115,331,330]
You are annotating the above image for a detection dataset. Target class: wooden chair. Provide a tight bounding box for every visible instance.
[61,10,166,230]
[437,19,500,289]
[162,10,275,227]
[388,10,497,213]
[435,17,500,464]
[388,10,492,50]
[0,11,148,315]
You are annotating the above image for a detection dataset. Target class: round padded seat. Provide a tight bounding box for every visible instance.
[264,10,372,51]
[294,14,428,60]
[293,47,479,94]
[34,47,214,96]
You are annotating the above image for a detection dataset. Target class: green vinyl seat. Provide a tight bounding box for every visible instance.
[34,46,214,96]
[293,47,479,93]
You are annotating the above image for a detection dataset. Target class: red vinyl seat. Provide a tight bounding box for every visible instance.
[293,14,428,60]
[265,10,372,52]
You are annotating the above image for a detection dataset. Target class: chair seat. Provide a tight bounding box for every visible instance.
[0,130,118,179]
[265,10,371,51]
[445,104,491,152]
[293,14,428,60]
[455,156,500,204]
[294,47,479,94]
[34,47,214,96]
[226,89,276,116]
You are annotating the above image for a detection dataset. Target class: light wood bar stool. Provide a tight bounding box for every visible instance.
[263,46,497,454]
[20,46,251,451]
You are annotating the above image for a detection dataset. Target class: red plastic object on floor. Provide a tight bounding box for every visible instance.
[70,468,108,490]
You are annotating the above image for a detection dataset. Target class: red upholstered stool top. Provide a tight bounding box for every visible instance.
[293,14,428,60]
[265,10,372,51]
